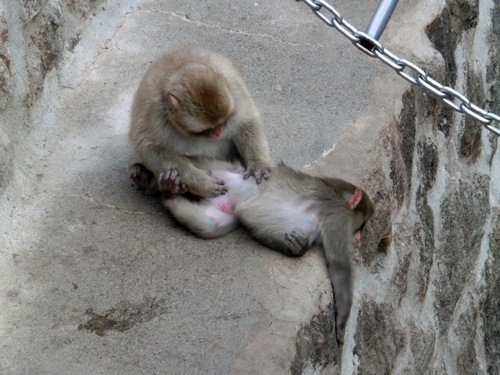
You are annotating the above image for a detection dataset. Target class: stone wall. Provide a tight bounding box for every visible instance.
[350,0,499,373]
[0,0,103,195]
[0,0,497,373]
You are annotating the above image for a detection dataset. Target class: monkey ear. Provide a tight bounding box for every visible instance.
[168,94,181,112]
[347,188,363,210]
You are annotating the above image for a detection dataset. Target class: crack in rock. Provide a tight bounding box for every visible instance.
[138,7,324,48]
[53,193,162,216]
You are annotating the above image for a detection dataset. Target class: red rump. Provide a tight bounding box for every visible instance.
[215,200,233,214]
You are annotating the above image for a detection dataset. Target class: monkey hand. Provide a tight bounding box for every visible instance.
[284,231,309,257]
[200,170,228,197]
[243,160,273,184]
[158,168,188,200]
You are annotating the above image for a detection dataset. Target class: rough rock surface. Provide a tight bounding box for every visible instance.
[0,0,498,374]
[323,0,499,373]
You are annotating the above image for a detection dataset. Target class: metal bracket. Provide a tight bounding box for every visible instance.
[360,0,399,51]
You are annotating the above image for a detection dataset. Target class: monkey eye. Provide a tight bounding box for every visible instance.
[193,127,213,136]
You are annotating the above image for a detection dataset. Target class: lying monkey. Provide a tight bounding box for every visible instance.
[130,161,374,344]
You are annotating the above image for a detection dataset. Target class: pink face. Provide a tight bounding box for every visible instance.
[205,122,226,139]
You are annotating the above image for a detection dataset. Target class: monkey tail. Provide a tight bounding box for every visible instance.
[318,208,354,345]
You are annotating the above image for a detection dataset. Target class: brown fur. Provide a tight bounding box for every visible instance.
[129,47,273,197]
[168,64,234,129]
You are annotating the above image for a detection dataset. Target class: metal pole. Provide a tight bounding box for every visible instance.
[365,0,399,40]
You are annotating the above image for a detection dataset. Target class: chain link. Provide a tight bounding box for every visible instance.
[298,0,500,137]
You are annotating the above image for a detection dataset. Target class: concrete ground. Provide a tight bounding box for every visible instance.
[0,0,417,373]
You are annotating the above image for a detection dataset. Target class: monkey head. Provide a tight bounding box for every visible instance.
[165,64,234,139]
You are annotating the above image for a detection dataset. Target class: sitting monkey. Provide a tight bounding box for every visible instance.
[129,48,273,197]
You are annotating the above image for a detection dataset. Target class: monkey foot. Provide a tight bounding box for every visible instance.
[130,163,154,189]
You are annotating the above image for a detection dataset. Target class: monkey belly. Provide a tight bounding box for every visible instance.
[270,200,320,239]
[237,194,320,244]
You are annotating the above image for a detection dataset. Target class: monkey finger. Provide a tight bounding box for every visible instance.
[205,170,225,186]
[205,185,228,198]
[215,185,229,195]
[256,167,271,179]
[244,168,271,184]
[284,231,308,256]
[165,170,176,186]
[158,172,169,191]
[170,178,181,193]
[167,167,178,177]
[159,169,182,194]
[214,178,225,186]
[243,170,257,181]
[260,169,271,180]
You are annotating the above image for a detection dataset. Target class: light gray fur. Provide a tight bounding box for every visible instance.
[157,160,373,344]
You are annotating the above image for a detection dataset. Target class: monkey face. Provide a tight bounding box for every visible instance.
[170,105,229,139]
[197,121,227,139]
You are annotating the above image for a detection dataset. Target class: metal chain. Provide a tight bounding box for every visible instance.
[298,0,500,136]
